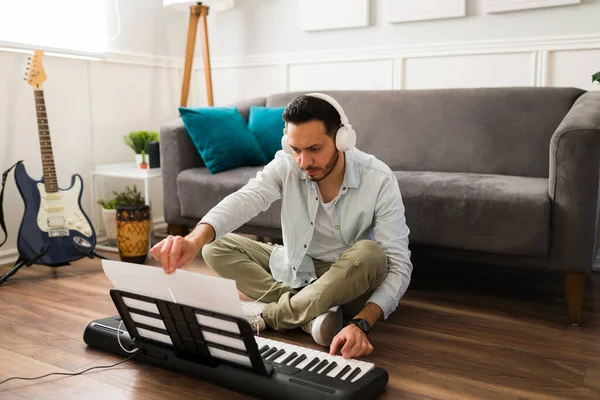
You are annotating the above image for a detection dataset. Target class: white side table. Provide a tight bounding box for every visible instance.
[90,163,162,252]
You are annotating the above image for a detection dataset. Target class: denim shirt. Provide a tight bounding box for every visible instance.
[199,148,413,320]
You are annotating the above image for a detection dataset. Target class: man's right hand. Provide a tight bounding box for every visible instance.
[150,235,202,274]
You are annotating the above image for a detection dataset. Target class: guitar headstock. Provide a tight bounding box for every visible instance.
[25,50,46,89]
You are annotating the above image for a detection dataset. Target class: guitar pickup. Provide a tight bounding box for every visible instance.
[44,193,63,201]
[47,216,65,227]
[46,206,64,212]
[49,227,69,237]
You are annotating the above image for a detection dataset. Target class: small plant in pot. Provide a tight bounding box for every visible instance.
[97,197,118,247]
[593,71,600,85]
[100,185,151,264]
[124,130,159,169]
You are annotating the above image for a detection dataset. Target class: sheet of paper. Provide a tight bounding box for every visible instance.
[102,259,244,318]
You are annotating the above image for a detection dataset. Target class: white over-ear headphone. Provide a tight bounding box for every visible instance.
[281,92,356,154]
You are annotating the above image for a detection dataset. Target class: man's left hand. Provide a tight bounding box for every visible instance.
[329,324,373,359]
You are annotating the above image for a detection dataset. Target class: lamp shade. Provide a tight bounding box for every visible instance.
[163,0,234,12]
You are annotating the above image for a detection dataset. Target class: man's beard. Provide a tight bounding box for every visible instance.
[305,150,339,182]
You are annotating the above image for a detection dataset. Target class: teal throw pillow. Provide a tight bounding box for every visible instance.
[179,107,268,174]
[248,106,286,161]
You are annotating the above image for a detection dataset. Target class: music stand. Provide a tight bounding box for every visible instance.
[109,288,274,377]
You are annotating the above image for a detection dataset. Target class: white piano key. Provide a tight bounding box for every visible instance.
[316,354,336,374]
[295,350,318,369]
[351,362,375,382]
[325,355,350,377]
[272,344,292,363]
[340,360,361,380]
[308,358,326,372]
[326,362,347,378]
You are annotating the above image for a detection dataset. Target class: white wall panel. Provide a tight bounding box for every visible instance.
[289,60,393,92]
[404,53,535,89]
[486,0,580,13]
[386,0,466,23]
[298,0,369,32]
[548,49,600,91]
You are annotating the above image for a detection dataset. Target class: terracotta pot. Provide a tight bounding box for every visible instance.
[116,205,151,264]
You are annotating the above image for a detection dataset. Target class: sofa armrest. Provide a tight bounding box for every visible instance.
[549,91,600,272]
[160,96,267,226]
[160,117,204,225]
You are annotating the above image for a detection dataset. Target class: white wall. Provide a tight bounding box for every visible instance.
[193,0,600,107]
[1,0,600,265]
[203,0,600,58]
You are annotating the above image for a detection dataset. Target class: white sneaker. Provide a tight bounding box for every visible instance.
[301,306,343,346]
[241,300,267,334]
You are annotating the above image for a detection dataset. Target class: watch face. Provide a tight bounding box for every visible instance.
[357,320,370,331]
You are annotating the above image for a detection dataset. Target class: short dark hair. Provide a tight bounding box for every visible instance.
[282,95,341,138]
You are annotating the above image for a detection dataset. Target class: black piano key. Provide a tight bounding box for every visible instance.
[289,354,307,367]
[302,358,320,371]
[320,362,337,375]
[345,367,362,382]
[259,345,269,354]
[281,352,298,365]
[313,359,329,373]
[262,347,278,358]
[267,349,286,361]
[335,365,352,379]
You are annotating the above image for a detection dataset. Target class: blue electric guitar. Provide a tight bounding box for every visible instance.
[15,50,97,266]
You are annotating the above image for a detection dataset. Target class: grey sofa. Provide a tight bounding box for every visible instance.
[160,87,600,326]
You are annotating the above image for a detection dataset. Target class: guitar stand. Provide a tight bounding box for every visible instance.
[0,243,50,286]
[0,244,111,287]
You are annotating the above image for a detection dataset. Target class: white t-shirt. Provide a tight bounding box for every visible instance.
[306,187,350,262]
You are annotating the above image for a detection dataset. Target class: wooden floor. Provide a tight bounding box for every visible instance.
[1,252,600,400]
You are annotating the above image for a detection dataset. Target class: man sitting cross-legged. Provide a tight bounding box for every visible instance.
[151,93,413,359]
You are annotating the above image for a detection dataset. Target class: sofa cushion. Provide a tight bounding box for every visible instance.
[248,106,285,161]
[179,107,268,174]
[396,171,550,257]
[178,167,282,229]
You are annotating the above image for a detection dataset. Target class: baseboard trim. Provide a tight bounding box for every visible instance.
[0,248,19,267]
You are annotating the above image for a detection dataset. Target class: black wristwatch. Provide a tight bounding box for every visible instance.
[348,319,371,335]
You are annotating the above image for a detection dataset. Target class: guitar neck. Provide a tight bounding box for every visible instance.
[34,89,58,193]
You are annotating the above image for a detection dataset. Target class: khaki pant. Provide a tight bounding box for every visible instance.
[201,233,387,331]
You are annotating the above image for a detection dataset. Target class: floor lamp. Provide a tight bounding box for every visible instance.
[164,0,234,107]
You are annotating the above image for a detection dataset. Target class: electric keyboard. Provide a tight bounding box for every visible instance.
[84,289,388,399]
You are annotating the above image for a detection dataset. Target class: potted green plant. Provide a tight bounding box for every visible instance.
[97,197,118,246]
[124,130,159,169]
[113,185,152,264]
[98,185,151,263]
[593,71,600,85]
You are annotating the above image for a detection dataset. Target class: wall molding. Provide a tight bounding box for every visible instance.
[4,32,597,73]
[202,32,600,70]
[0,47,183,69]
